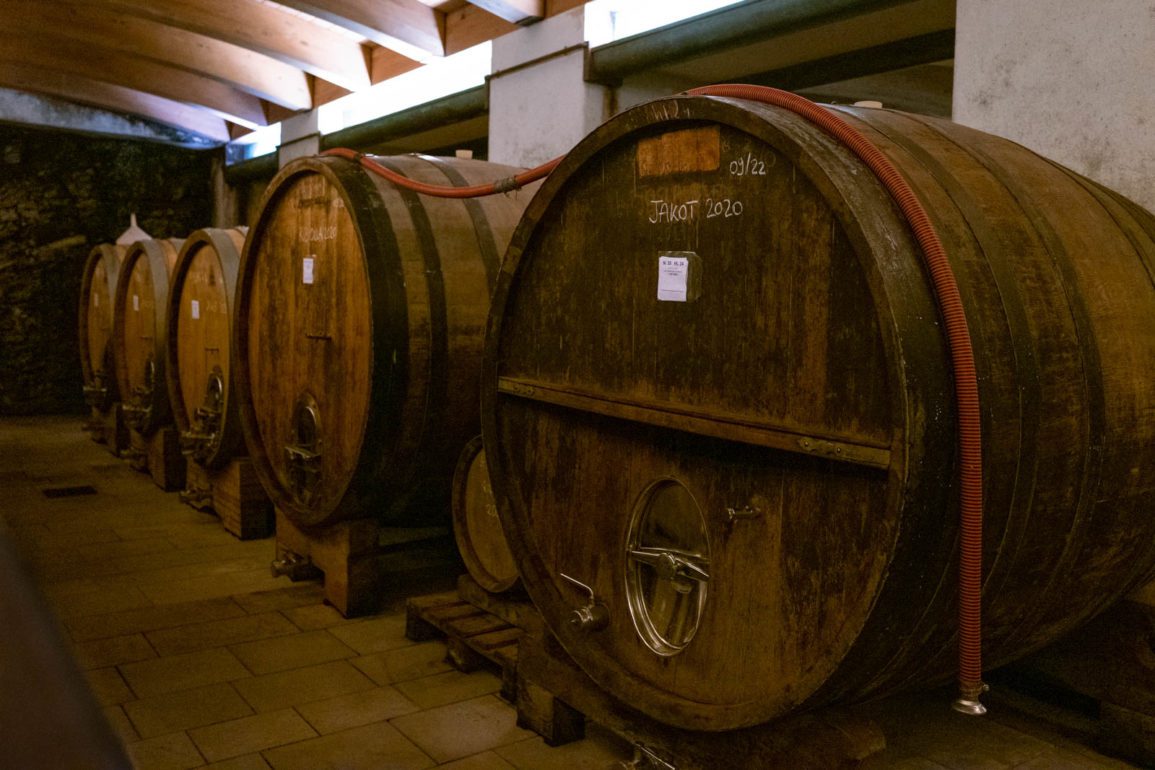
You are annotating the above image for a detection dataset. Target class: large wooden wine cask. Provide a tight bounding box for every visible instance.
[79,244,126,413]
[234,155,534,529]
[165,228,248,468]
[452,436,519,593]
[112,238,183,436]
[481,95,1155,731]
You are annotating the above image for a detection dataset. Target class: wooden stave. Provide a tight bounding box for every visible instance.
[233,155,531,529]
[78,243,126,412]
[816,107,1155,705]
[164,227,249,470]
[480,95,1155,730]
[451,436,520,594]
[111,238,183,437]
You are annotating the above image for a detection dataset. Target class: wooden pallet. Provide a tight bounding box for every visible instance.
[182,459,273,540]
[406,580,884,767]
[405,581,526,704]
[124,426,185,492]
[453,574,542,637]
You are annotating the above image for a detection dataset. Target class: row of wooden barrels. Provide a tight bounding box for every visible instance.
[79,155,525,547]
[79,95,1155,733]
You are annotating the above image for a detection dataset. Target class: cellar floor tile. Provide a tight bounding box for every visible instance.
[0,417,1145,770]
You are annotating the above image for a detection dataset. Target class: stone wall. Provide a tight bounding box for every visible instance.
[0,124,213,415]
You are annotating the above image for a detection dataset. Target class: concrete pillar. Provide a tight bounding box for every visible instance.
[953,0,1155,211]
[278,111,320,168]
[487,8,610,167]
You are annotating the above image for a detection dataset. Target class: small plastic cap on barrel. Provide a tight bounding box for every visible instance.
[853,100,884,109]
[115,213,151,246]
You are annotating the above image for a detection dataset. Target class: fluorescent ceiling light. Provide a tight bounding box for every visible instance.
[584,0,745,47]
[317,42,492,136]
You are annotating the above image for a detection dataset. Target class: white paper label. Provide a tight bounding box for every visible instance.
[93,294,99,307]
[302,256,315,285]
[132,294,140,312]
[657,256,690,302]
[190,299,200,320]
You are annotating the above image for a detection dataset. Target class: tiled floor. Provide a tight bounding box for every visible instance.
[0,416,1144,770]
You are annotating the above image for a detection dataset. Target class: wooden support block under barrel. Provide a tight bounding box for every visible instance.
[272,510,377,618]
[83,403,129,456]
[182,459,273,540]
[271,510,453,618]
[149,427,185,492]
[181,460,214,511]
[104,403,129,457]
[126,427,185,492]
[126,429,148,473]
[514,629,886,768]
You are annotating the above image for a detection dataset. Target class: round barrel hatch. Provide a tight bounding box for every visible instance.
[625,479,710,657]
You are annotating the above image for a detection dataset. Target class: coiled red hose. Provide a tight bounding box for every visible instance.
[689,84,985,710]
[322,83,986,708]
[320,147,560,197]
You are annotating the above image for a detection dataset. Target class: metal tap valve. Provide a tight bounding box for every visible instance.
[560,573,609,632]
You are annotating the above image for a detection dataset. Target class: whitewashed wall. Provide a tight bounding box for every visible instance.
[954,0,1155,211]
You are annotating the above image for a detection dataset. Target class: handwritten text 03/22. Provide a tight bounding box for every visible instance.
[648,197,744,224]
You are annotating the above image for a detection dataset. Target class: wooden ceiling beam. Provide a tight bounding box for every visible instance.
[464,0,543,25]
[274,0,445,58]
[92,0,372,91]
[370,46,426,84]
[545,0,587,14]
[443,3,517,54]
[0,63,230,142]
[0,37,267,128]
[7,3,312,112]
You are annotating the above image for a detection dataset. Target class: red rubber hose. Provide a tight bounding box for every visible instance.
[687,84,985,708]
[320,147,560,198]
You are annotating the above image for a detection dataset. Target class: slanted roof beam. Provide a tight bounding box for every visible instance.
[464,0,543,25]
[9,3,312,112]
[92,0,373,91]
[0,65,230,142]
[275,0,445,59]
[0,36,267,128]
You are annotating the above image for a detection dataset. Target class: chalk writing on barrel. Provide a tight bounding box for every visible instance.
[649,199,699,223]
[649,197,743,223]
[300,225,338,242]
[729,152,771,177]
